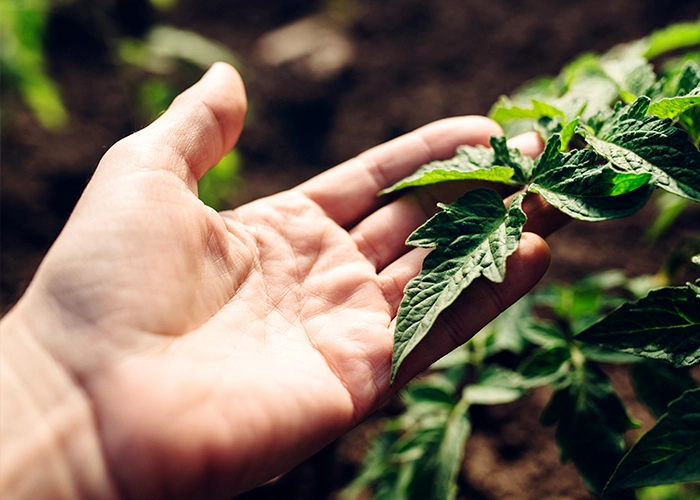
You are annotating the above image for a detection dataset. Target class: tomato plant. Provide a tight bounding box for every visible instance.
[345,19,700,500]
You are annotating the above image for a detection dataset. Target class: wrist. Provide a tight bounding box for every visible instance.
[0,308,120,499]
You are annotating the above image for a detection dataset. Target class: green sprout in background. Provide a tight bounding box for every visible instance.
[2,0,246,210]
[347,19,700,500]
[1,0,70,131]
[198,150,242,211]
[120,25,245,210]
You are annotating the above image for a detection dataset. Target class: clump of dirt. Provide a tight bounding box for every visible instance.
[461,388,592,500]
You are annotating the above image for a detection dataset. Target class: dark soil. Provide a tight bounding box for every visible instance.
[2,1,699,499]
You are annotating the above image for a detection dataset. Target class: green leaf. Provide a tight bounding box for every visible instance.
[636,483,700,500]
[517,345,571,387]
[406,367,466,406]
[429,344,470,370]
[540,364,638,496]
[405,384,457,407]
[462,385,523,406]
[648,92,700,120]
[490,135,535,184]
[462,366,527,405]
[576,284,700,368]
[557,50,622,119]
[559,117,581,151]
[475,295,534,356]
[120,25,243,73]
[431,398,471,500]
[646,192,692,243]
[391,189,527,383]
[600,42,657,102]
[392,431,446,498]
[340,432,396,500]
[373,390,472,500]
[675,61,700,96]
[533,116,562,144]
[579,344,640,364]
[198,150,242,210]
[560,52,604,88]
[529,135,654,221]
[489,96,566,123]
[565,75,620,120]
[389,401,451,436]
[379,143,514,194]
[507,76,560,105]
[580,97,700,203]
[630,360,698,418]
[680,104,700,148]
[673,62,700,144]
[519,319,569,347]
[532,273,629,329]
[380,135,534,194]
[1,1,69,131]
[643,19,700,60]
[605,388,700,494]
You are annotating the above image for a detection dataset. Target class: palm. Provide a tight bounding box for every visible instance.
[215,190,394,409]
[73,185,394,497]
[18,64,556,498]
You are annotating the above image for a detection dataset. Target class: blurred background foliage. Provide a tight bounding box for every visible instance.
[1,0,243,209]
[1,0,70,131]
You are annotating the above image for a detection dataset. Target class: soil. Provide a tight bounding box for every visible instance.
[2,1,699,499]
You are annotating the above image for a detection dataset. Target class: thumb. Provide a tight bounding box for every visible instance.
[98,62,247,189]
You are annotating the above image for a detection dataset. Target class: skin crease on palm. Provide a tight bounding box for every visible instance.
[0,62,570,499]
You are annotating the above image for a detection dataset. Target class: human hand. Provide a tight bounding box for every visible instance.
[0,63,565,499]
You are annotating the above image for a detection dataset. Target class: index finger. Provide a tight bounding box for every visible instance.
[296,116,502,227]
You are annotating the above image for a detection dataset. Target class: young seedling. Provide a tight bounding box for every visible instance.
[349,19,700,500]
[388,22,700,384]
